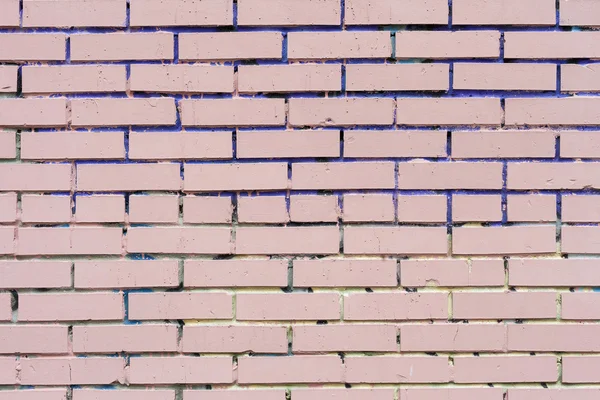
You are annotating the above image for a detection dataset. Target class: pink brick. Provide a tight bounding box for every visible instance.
[238,196,289,223]
[453,292,557,320]
[560,0,600,26]
[237,130,339,159]
[295,390,393,400]
[130,65,234,93]
[0,131,16,159]
[0,261,71,289]
[239,0,340,25]
[399,389,503,400]
[184,259,288,288]
[506,98,600,126]
[508,389,600,400]
[22,65,127,93]
[293,324,397,353]
[73,325,177,353]
[73,390,173,400]
[71,98,176,127]
[505,32,600,59]
[561,131,600,158]
[562,195,600,222]
[235,226,339,255]
[0,325,68,354]
[0,66,18,93]
[343,194,394,222]
[293,259,398,288]
[562,293,600,320]
[401,259,505,287]
[0,98,67,127]
[74,260,179,289]
[397,98,502,125]
[21,132,125,160]
[0,34,65,61]
[345,0,447,24]
[17,227,122,256]
[345,130,447,158]
[508,324,600,352]
[19,357,125,385]
[181,99,284,127]
[509,258,600,287]
[453,226,556,255]
[0,227,14,255]
[398,195,447,223]
[563,357,600,383]
[0,390,68,400]
[184,163,287,192]
[288,32,391,59]
[401,324,506,352]
[508,163,600,190]
[0,193,17,222]
[0,0,19,27]
[563,226,600,254]
[130,0,231,26]
[23,0,126,27]
[292,162,395,190]
[129,195,179,224]
[507,195,556,222]
[396,31,500,59]
[128,292,232,320]
[344,292,448,320]
[289,98,394,126]
[183,196,233,224]
[398,162,502,189]
[345,356,450,383]
[18,292,123,322]
[128,356,233,384]
[238,64,341,92]
[77,163,180,192]
[236,293,340,321]
[21,195,71,223]
[129,132,232,160]
[182,325,288,353]
[344,226,448,255]
[71,32,173,61]
[185,390,285,400]
[562,64,600,92]
[179,32,282,61]
[0,293,11,321]
[453,0,555,25]
[290,195,339,223]
[453,356,557,383]
[452,194,502,222]
[126,227,232,254]
[452,130,555,158]
[346,64,449,91]
[238,355,343,384]
[0,356,15,383]
[75,195,125,223]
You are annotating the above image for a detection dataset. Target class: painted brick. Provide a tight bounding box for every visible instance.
[397,98,502,126]
[238,355,343,383]
[292,162,395,190]
[75,195,125,223]
[508,324,600,352]
[399,389,503,400]
[562,64,600,92]
[453,292,557,319]
[238,196,289,223]
[452,226,557,255]
[126,227,232,254]
[182,326,288,353]
[400,324,506,352]
[0,34,66,61]
[397,195,447,223]
[128,292,233,321]
[0,294,11,322]
[453,356,557,383]
[0,0,19,27]
[184,259,288,288]
[73,390,173,400]
[71,98,177,127]
[23,0,126,27]
[294,389,394,400]
[130,65,234,93]
[0,261,71,289]
[344,292,448,320]
[344,130,447,158]
[0,132,16,159]
[562,293,600,320]
[0,98,67,127]
[236,226,339,255]
[289,98,395,126]
[21,195,71,223]
[18,293,123,322]
[73,325,178,353]
[0,325,68,354]
[181,99,285,127]
[0,227,15,255]
[562,195,600,222]
[293,259,398,287]
[401,259,505,287]
[236,293,340,321]
[344,226,448,255]
[130,0,232,26]
[451,131,556,159]
[70,33,174,61]
[0,193,17,222]
[507,389,600,400]
[343,194,394,222]
[396,31,500,59]
[289,195,339,223]
[183,196,233,224]
[452,194,502,222]
[509,258,600,287]
[345,356,450,383]
[129,132,232,160]
[508,163,600,190]
[184,391,285,400]
[453,0,556,25]
[562,226,600,254]
[238,0,340,26]
[562,357,600,383]
[17,227,122,256]
[237,130,340,158]
[21,132,125,160]
[129,195,179,224]
[560,0,600,26]
[19,357,125,385]
[505,32,600,59]
[398,162,503,190]
[0,390,68,400]
[507,194,556,222]
[74,260,179,289]
[0,66,18,93]
[346,64,449,91]
[506,98,600,126]
[238,64,341,92]
[128,356,233,384]
[561,131,600,158]
[184,163,288,192]
[293,324,397,352]
[179,32,282,60]
[288,32,392,59]
[76,163,181,192]
[345,0,448,25]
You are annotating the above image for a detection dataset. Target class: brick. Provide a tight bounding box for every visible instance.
[401,259,505,287]
[508,389,600,400]
[181,99,285,127]
[453,356,557,383]
[130,65,234,93]
[0,390,68,400]
[452,130,555,159]
[290,195,339,223]
[288,32,391,59]
[509,258,600,287]
[453,292,557,320]
[185,390,285,400]
[0,294,11,322]
[17,227,122,256]
[343,194,394,222]
[507,194,556,222]
[0,227,14,255]
[23,65,126,94]
[346,64,449,91]
[183,196,233,224]
[126,227,232,255]
[71,33,173,61]
[21,132,125,160]
[239,64,341,93]
[562,293,600,320]
[185,259,288,288]
[0,98,67,127]
[129,132,232,160]
[398,195,447,223]
[19,357,125,385]
[0,325,68,354]
[294,389,394,400]
[71,98,176,127]
[345,0,447,24]
[344,292,448,320]
[75,195,125,223]
[0,261,71,289]
[345,226,447,255]
[293,259,398,287]
[21,195,71,223]
[0,34,65,61]
[562,226,600,254]
[182,326,288,353]
[0,0,19,27]
[128,356,232,384]
[399,389,503,400]
[561,131,600,158]
[73,325,177,353]
[452,194,502,222]
[237,130,339,158]
[289,98,395,126]
[0,66,18,93]
[453,0,555,25]
[398,162,502,190]
[238,355,343,384]
[396,31,500,59]
[508,324,600,352]
[128,292,232,321]
[560,0,600,26]
[562,64,600,92]
[344,130,447,158]
[77,163,181,192]
[505,32,600,59]
[452,226,556,255]
[74,260,179,289]
[184,163,288,192]
[401,324,506,352]
[0,193,17,222]
[506,98,600,126]
[236,226,339,255]
[238,0,340,25]
[562,195,600,222]
[345,356,450,383]
[397,98,502,126]
[18,293,123,322]
[238,195,288,223]
[0,132,16,159]
[73,390,173,400]
[508,163,600,190]
[179,32,282,61]
[292,162,395,190]
[129,195,179,224]
[563,357,600,383]
[293,324,397,352]
[130,0,231,26]
[236,293,340,321]
[23,0,126,27]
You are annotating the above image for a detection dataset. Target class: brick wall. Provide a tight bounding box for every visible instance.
[0,0,599,398]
